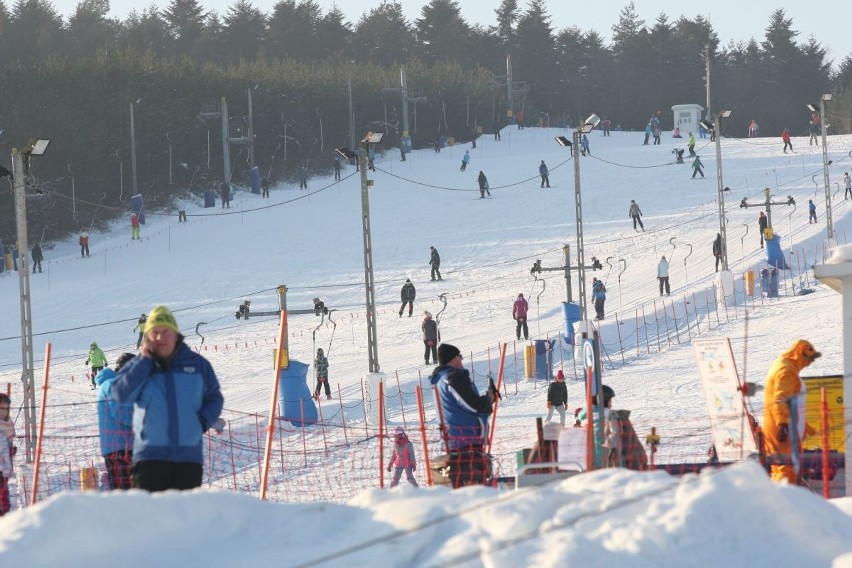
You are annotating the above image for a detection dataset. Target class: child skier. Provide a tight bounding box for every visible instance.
[85,341,108,389]
[591,278,607,320]
[313,347,331,400]
[386,426,418,487]
[0,393,15,516]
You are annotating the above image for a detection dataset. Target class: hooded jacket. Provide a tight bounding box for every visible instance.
[86,344,108,368]
[112,341,224,465]
[387,435,417,469]
[96,367,134,456]
[429,365,492,451]
[400,281,416,302]
[763,340,816,458]
[512,296,528,319]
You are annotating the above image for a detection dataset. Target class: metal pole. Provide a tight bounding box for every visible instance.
[704,44,711,121]
[714,113,728,271]
[563,244,572,304]
[247,88,255,169]
[12,148,36,461]
[821,99,833,239]
[573,129,587,320]
[400,65,410,144]
[764,188,773,228]
[130,102,138,196]
[359,138,380,373]
[506,54,513,119]
[221,97,231,184]
[348,70,355,150]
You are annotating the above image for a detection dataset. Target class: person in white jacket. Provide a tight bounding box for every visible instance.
[657,255,670,296]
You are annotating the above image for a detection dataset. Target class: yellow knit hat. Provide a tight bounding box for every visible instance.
[143,305,179,334]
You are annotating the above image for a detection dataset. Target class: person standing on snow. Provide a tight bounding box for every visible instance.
[581,134,591,155]
[512,293,529,341]
[591,277,606,320]
[687,132,696,156]
[131,212,141,240]
[691,155,705,179]
[299,165,308,189]
[79,230,90,257]
[399,279,416,317]
[545,370,568,425]
[763,340,821,484]
[643,123,652,145]
[32,242,43,273]
[386,426,418,487]
[539,160,550,188]
[657,256,671,296]
[758,211,769,248]
[782,128,793,153]
[96,352,136,490]
[477,171,491,198]
[844,172,852,200]
[749,120,760,138]
[808,199,817,224]
[429,246,442,281]
[220,182,231,209]
[133,313,147,348]
[422,311,438,365]
[313,347,331,400]
[712,233,723,272]
[85,341,108,389]
[628,200,644,231]
[333,156,342,181]
[460,150,470,172]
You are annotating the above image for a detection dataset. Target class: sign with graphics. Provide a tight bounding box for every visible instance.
[802,375,844,453]
[693,338,758,462]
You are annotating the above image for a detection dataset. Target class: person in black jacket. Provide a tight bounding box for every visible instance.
[477,171,490,198]
[545,370,568,425]
[429,246,442,281]
[399,279,416,317]
[422,311,438,365]
[758,211,769,248]
[712,233,723,272]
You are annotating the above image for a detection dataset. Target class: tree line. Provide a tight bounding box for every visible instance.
[1,0,851,244]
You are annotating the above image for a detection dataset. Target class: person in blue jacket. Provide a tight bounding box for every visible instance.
[96,352,136,490]
[429,343,499,488]
[808,199,817,224]
[113,305,224,492]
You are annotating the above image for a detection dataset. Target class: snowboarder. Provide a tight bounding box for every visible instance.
[313,347,331,400]
[782,128,793,153]
[85,341,108,389]
[130,212,141,240]
[429,246,442,281]
[591,278,606,320]
[387,426,418,487]
[79,230,90,257]
[657,256,670,296]
[512,293,529,341]
[545,370,568,425]
[299,165,308,190]
[628,200,644,231]
[672,148,685,164]
[580,134,590,155]
[758,211,769,248]
[422,311,438,365]
[845,172,852,200]
[399,279,416,317]
[460,150,470,172]
[808,199,817,223]
[712,233,723,272]
[477,171,491,198]
[687,132,696,156]
[32,243,43,273]
[133,313,147,348]
[691,155,705,179]
[539,160,550,188]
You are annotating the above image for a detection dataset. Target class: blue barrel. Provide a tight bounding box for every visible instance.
[204,189,216,208]
[278,360,318,427]
[249,166,261,194]
[562,302,581,345]
[0,239,4,273]
[534,339,555,380]
[131,194,145,224]
[765,233,789,270]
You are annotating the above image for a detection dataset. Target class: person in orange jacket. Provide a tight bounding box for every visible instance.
[762,339,821,484]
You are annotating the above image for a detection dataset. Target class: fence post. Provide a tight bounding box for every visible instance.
[379,381,385,489]
[338,383,348,446]
[415,386,433,487]
[821,386,831,499]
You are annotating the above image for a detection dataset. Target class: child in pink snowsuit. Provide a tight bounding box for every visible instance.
[386,427,418,487]
[0,393,16,516]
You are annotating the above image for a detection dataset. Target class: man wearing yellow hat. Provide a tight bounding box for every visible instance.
[112,305,224,492]
[763,339,821,484]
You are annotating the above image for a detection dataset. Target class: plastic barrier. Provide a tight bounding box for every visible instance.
[80,466,99,491]
[204,189,216,208]
[534,339,555,381]
[249,166,261,194]
[524,344,535,379]
[562,302,581,345]
[745,270,755,296]
[278,360,318,426]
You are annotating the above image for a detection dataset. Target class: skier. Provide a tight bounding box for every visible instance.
[32,242,43,273]
[130,212,141,240]
[687,132,696,157]
[672,148,685,164]
[601,117,611,136]
[493,116,501,141]
[85,341,108,389]
[460,150,470,172]
[808,199,817,224]
[422,311,438,365]
[429,246,442,281]
[539,160,550,188]
[313,347,331,400]
[845,172,852,200]
[712,233,723,272]
[657,256,670,296]
[628,200,644,231]
[477,171,491,198]
[809,112,820,146]
[333,156,342,181]
[512,293,529,341]
[691,155,705,179]
[299,165,308,190]
[133,313,147,348]
[652,125,661,145]
[580,134,590,155]
[386,426,418,487]
[591,278,606,320]
[749,119,760,138]
[367,145,376,171]
[79,230,90,257]
[758,211,769,248]
[643,123,652,145]
[545,370,568,425]
[782,128,793,153]
[220,182,230,209]
[261,177,270,197]
[399,278,416,317]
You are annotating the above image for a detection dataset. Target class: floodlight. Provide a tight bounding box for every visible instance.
[719,109,732,118]
[822,93,833,102]
[26,139,51,156]
[584,114,601,128]
[363,131,384,144]
[335,147,357,160]
[699,120,713,132]
[806,103,819,113]
[554,136,572,147]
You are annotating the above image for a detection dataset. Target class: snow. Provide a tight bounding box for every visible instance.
[2,126,852,566]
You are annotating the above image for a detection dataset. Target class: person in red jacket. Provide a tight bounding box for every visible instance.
[79,230,90,257]
[781,128,793,153]
[130,213,141,240]
[512,293,529,340]
[386,426,418,487]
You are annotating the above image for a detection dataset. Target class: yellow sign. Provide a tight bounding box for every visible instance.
[273,348,289,369]
[803,376,844,452]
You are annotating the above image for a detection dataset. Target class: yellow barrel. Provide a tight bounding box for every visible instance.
[80,466,99,491]
[524,344,536,379]
[745,270,755,296]
[447,137,455,146]
[3,253,11,271]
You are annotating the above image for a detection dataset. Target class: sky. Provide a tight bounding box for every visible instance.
[45,0,852,65]
[2,120,852,563]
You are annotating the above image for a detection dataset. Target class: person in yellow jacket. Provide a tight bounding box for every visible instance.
[763,339,821,484]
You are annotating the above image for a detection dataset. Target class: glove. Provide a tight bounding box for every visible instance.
[211,418,226,434]
[387,465,392,472]
[489,378,502,401]
[85,359,90,366]
[777,423,789,443]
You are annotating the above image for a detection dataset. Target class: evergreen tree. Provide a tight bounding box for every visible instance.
[265,0,320,60]
[315,6,352,60]
[162,0,207,58]
[220,0,266,63]
[352,1,414,66]
[493,0,518,53]
[5,0,64,64]
[513,0,558,114]
[120,6,171,58]
[65,0,118,60]
[415,0,471,67]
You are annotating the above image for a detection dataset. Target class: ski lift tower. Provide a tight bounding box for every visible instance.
[381,65,426,160]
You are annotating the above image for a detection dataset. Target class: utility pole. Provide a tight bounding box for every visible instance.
[740,188,796,228]
[359,137,380,373]
[348,70,355,150]
[704,44,711,121]
[247,87,255,169]
[130,101,138,196]
[531,245,603,305]
[221,97,231,185]
[506,54,514,121]
[573,128,588,320]
[382,65,426,161]
[819,96,834,239]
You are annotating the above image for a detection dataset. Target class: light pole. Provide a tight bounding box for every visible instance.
[555,113,600,321]
[701,109,732,271]
[808,94,834,239]
[130,99,141,196]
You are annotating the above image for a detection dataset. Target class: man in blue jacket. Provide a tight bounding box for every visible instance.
[113,305,224,492]
[429,343,499,487]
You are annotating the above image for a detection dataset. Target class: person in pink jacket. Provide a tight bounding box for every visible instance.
[512,293,529,340]
[386,426,418,487]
